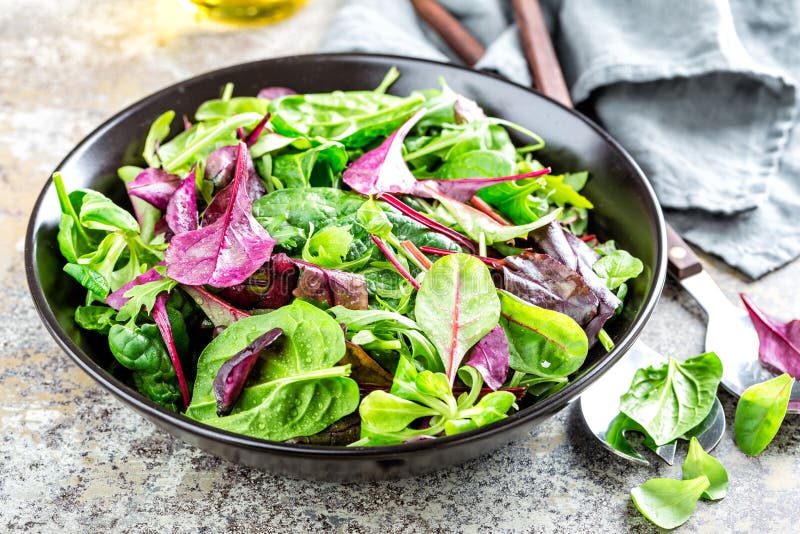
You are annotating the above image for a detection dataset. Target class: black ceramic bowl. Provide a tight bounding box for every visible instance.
[26,54,666,481]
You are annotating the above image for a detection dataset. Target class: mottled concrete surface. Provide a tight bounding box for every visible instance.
[2,0,799,531]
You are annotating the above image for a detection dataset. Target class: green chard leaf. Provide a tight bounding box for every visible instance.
[498,290,588,379]
[682,437,729,500]
[619,352,723,446]
[734,373,794,456]
[186,301,359,442]
[631,476,710,530]
[414,254,500,386]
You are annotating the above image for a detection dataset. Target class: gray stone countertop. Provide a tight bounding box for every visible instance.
[1,0,798,531]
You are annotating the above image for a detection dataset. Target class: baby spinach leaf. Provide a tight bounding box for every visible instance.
[213,327,283,416]
[77,190,140,235]
[272,141,348,188]
[187,300,359,442]
[74,305,117,335]
[740,294,800,379]
[498,290,588,379]
[143,110,175,168]
[415,254,500,386]
[108,322,182,411]
[357,197,393,239]
[63,263,111,299]
[630,476,710,530]
[464,325,509,391]
[619,352,723,446]
[734,373,794,456]
[268,90,425,148]
[53,173,98,263]
[435,150,514,180]
[682,437,729,500]
[165,143,276,287]
[194,96,269,122]
[127,168,182,210]
[592,249,644,290]
[477,178,547,225]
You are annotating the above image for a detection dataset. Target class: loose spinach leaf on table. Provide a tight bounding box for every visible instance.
[619,352,723,447]
[682,437,729,500]
[630,476,710,530]
[414,254,500,386]
[734,373,794,456]
[187,300,359,441]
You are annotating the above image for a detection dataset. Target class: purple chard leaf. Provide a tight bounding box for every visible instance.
[165,142,276,288]
[204,144,265,203]
[465,325,510,391]
[127,168,182,210]
[257,87,297,100]
[180,285,250,327]
[152,293,191,410]
[741,294,800,379]
[213,327,283,416]
[166,167,198,236]
[218,253,299,310]
[289,257,369,310]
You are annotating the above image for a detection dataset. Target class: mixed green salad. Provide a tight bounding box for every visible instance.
[54,68,644,446]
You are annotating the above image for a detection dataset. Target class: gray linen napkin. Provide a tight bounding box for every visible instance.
[320,0,799,278]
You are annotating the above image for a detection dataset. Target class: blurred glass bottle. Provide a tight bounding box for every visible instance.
[182,0,308,23]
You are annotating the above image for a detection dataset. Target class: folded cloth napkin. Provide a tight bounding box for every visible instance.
[320,0,800,278]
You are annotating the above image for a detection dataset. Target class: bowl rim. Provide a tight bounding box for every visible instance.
[25,52,667,459]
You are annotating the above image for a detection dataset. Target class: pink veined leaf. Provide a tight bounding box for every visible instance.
[245,113,271,147]
[165,142,276,288]
[465,325,510,390]
[180,285,250,328]
[342,107,552,202]
[204,145,265,204]
[213,327,283,416]
[106,266,164,310]
[257,86,298,100]
[741,293,800,379]
[127,168,182,210]
[152,293,191,410]
[370,235,420,289]
[166,167,198,235]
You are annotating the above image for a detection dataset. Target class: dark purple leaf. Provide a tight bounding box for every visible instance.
[127,168,182,210]
[741,294,800,379]
[502,251,600,328]
[203,145,265,205]
[213,327,283,416]
[180,285,250,327]
[290,258,368,310]
[257,86,297,100]
[217,253,299,310]
[166,167,198,235]
[153,293,191,410]
[165,142,276,288]
[529,222,620,344]
[465,325,510,390]
[106,266,164,310]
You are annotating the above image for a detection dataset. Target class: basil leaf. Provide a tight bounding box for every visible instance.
[734,373,794,456]
[498,290,588,379]
[619,352,722,446]
[415,254,500,385]
[630,476,710,530]
[682,437,729,500]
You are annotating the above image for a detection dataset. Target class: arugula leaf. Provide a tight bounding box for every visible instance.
[186,300,359,441]
[631,476,710,529]
[498,290,588,379]
[682,437,729,500]
[115,276,178,325]
[415,254,500,386]
[619,352,723,446]
[592,249,644,290]
[734,373,794,456]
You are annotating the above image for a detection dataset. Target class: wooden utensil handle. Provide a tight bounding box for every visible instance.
[410,0,485,66]
[665,224,703,279]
